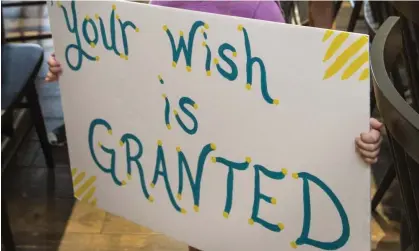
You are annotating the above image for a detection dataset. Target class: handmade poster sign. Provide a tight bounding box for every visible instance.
[47,1,371,250]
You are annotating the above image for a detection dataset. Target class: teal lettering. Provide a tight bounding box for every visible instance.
[120,133,152,200]
[216,43,238,81]
[240,26,277,105]
[176,143,215,212]
[60,0,96,71]
[59,0,139,70]
[151,141,185,213]
[250,165,286,231]
[82,18,99,47]
[88,118,124,186]
[291,172,350,250]
[164,21,207,71]
[174,97,199,135]
[212,156,250,218]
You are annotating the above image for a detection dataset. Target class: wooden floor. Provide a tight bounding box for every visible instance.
[2,2,404,251]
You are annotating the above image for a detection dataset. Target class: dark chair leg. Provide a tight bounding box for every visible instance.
[347,1,363,32]
[25,82,56,195]
[25,83,55,170]
[371,164,396,211]
[1,196,16,251]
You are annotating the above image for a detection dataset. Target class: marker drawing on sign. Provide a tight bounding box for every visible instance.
[87,118,350,249]
[211,156,250,218]
[249,165,286,232]
[322,30,369,81]
[58,0,139,70]
[291,172,350,250]
[164,21,208,72]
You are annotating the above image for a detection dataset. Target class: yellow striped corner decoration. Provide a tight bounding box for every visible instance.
[322,30,369,82]
[71,168,98,207]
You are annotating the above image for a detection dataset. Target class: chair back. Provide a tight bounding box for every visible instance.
[371,16,419,251]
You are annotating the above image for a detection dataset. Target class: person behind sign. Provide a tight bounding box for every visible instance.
[45,1,383,251]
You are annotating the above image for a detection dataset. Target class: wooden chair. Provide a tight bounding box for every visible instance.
[371,15,419,251]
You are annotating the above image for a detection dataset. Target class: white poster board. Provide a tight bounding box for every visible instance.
[48,1,371,250]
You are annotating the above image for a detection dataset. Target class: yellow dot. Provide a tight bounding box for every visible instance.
[173,110,178,115]
[194,205,199,212]
[181,208,187,214]
[158,75,162,80]
[193,103,198,110]
[200,28,205,34]
[95,14,99,20]
[120,53,125,59]
[150,182,155,188]
[119,140,124,147]
[115,14,120,20]
[176,146,181,152]
[245,157,252,163]
[127,173,132,180]
[238,24,243,31]
[232,51,237,57]
[292,173,299,179]
[202,41,207,47]
[213,58,219,64]
[124,55,128,60]
[204,23,209,29]
[206,70,211,76]
[148,196,154,203]
[90,42,95,48]
[290,241,298,249]
[163,25,168,31]
[95,56,100,61]
[121,180,127,186]
[162,93,167,98]
[246,83,252,90]
[108,129,112,135]
[57,1,62,7]
[248,218,254,225]
[271,197,277,205]
[177,193,182,200]
[223,211,229,219]
[85,15,90,20]
[281,168,288,175]
[211,156,217,163]
[179,31,184,36]
[166,124,171,130]
[157,140,163,146]
[186,66,192,72]
[135,27,139,32]
[172,61,177,68]
[278,223,284,230]
[98,142,102,147]
[112,4,116,10]
[273,99,279,105]
[210,143,217,150]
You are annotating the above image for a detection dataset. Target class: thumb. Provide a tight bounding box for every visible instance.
[370,118,383,131]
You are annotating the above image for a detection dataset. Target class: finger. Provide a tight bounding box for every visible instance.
[49,66,62,74]
[363,157,378,165]
[370,118,383,130]
[48,57,60,67]
[358,148,380,159]
[45,72,57,82]
[360,129,381,144]
[355,137,381,151]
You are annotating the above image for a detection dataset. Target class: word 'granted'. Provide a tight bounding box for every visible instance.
[89,118,350,250]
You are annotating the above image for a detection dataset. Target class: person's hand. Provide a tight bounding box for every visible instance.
[355,118,383,164]
[45,53,63,82]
